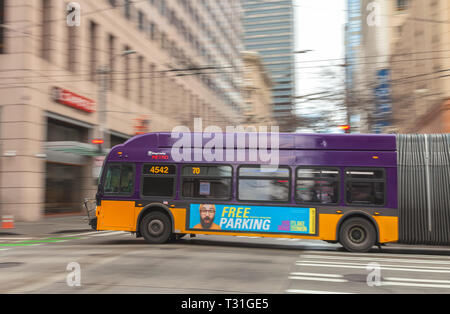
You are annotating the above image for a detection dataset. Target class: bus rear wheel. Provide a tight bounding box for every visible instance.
[339,217,376,253]
[140,212,172,244]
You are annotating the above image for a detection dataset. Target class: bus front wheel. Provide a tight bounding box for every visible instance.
[339,217,377,253]
[140,212,172,244]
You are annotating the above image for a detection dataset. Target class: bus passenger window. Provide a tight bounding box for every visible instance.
[182,165,232,200]
[296,168,339,204]
[104,164,135,196]
[346,169,385,206]
[141,164,176,198]
[238,166,290,202]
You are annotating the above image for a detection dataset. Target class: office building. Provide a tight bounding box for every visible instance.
[242,0,296,131]
[0,0,244,220]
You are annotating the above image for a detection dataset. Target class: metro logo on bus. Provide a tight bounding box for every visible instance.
[147,151,169,160]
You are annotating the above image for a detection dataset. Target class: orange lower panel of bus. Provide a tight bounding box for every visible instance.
[96,203,399,244]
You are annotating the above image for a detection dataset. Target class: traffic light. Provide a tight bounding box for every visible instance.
[338,125,351,134]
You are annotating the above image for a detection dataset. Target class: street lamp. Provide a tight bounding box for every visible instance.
[96,50,137,154]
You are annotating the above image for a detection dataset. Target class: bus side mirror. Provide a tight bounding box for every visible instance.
[96,184,104,206]
[97,183,104,194]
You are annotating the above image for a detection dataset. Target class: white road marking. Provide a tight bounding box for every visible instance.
[286,289,355,294]
[300,254,450,265]
[290,272,344,278]
[62,231,107,237]
[289,276,348,283]
[300,251,450,260]
[0,238,33,241]
[385,277,450,284]
[296,261,450,273]
[89,231,128,237]
[381,281,450,289]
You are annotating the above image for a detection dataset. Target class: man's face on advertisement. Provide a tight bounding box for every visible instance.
[200,204,216,229]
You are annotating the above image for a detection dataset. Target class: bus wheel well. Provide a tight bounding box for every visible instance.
[337,214,379,244]
[136,206,173,238]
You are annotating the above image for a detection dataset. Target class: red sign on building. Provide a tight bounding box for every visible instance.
[52,87,96,113]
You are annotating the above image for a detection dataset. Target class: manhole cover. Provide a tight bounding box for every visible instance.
[0,262,23,269]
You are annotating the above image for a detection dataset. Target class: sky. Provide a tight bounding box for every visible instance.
[293,0,347,132]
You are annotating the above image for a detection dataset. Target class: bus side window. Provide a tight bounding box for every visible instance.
[238,166,290,202]
[296,168,340,204]
[141,164,176,198]
[345,168,385,206]
[104,164,135,196]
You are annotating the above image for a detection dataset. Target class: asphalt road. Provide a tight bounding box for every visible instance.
[1,231,450,294]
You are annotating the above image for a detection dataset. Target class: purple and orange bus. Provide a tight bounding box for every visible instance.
[90,132,398,253]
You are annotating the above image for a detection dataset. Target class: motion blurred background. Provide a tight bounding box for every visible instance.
[0,0,448,221]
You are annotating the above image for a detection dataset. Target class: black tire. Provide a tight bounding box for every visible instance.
[140,212,172,244]
[339,217,377,253]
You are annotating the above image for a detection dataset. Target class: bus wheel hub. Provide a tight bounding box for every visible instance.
[148,220,164,236]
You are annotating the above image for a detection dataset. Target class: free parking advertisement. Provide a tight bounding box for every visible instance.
[189,204,316,235]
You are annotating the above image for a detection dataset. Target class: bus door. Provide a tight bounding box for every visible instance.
[98,163,136,230]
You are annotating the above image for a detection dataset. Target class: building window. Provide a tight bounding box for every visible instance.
[238,166,290,202]
[124,0,131,19]
[0,0,5,54]
[138,55,144,104]
[124,45,131,98]
[89,21,98,82]
[397,0,409,10]
[67,17,78,72]
[108,34,116,91]
[345,168,386,206]
[41,0,52,61]
[46,118,88,143]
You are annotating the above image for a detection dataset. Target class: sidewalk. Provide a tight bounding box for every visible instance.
[0,215,93,237]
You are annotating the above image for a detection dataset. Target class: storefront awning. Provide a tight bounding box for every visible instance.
[45,142,110,157]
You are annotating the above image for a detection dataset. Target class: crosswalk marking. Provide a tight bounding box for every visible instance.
[296,261,450,273]
[290,272,344,278]
[289,276,348,283]
[381,281,450,289]
[297,259,450,270]
[385,277,450,284]
[299,250,450,260]
[300,254,450,265]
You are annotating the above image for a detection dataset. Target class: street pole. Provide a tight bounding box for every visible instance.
[97,65,109,154]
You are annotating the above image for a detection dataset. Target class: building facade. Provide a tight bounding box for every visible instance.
[242,0,296,132]
[0,0,244,221]
[390,0,450,133]
[242,51,275,127]
[345,0,396,133]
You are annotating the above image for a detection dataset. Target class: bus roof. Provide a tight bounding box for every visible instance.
[117,132,397,152]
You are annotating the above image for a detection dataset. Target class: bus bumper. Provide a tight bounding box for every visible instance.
[89,218,98,231]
